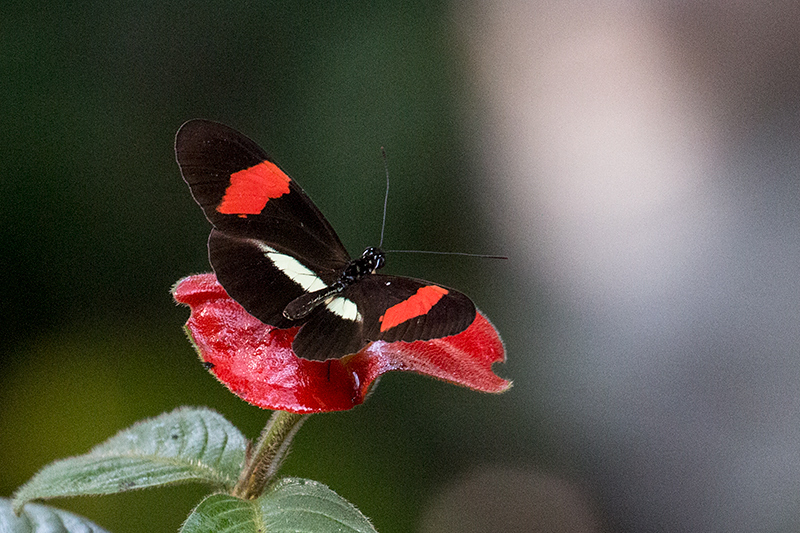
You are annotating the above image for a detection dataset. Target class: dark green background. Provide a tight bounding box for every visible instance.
[1,2,539,531]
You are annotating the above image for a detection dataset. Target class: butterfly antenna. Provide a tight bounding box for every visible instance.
[385,249,508,260]
[377,147,506,261]
[379,147,390,249]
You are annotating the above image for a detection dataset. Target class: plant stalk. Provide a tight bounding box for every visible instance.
[233,410,309,499]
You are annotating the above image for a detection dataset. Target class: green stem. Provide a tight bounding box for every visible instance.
[233,410,309,499]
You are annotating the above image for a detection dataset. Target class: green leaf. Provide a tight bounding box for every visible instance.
[13,407,247,512]
[0,497,113,533]
[181,478,377,533]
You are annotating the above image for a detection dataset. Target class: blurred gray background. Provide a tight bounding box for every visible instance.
[2,2,799,532]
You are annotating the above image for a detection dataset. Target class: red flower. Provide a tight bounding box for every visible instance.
[173,273,510,413]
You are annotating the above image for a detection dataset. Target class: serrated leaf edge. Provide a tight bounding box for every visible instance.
[12,407,246,512]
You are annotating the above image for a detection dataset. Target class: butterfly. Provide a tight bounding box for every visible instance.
[175,119,476,361]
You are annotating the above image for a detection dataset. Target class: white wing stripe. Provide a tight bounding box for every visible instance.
[253,242,327,292]
[325,296,362,322]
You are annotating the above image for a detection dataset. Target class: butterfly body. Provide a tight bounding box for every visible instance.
[283,246,385,320]
[176,119,476,361]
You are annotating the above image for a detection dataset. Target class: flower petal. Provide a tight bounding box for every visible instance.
[173,273,510,413]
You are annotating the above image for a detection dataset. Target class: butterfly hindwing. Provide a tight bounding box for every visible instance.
[292,298,366,361]
[207,230,344,328]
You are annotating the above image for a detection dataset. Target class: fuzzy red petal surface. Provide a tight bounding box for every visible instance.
[173,273,510,413]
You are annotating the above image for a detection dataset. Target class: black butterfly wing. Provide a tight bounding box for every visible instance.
[175,119,350,269]
[352,275,476,342]
[207,230,348,328]
[176,119,352,327]
[291,275,477,361]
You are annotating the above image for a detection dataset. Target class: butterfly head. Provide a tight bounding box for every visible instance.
[339,247,385,285]
[361,246,385,272]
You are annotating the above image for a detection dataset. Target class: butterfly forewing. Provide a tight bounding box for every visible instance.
[349,275,476,343]
[288,275,476,361]
[175,119,350,269]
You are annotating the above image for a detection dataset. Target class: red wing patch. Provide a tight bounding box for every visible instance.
[217,160,292,216]
[379,285,448,332]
